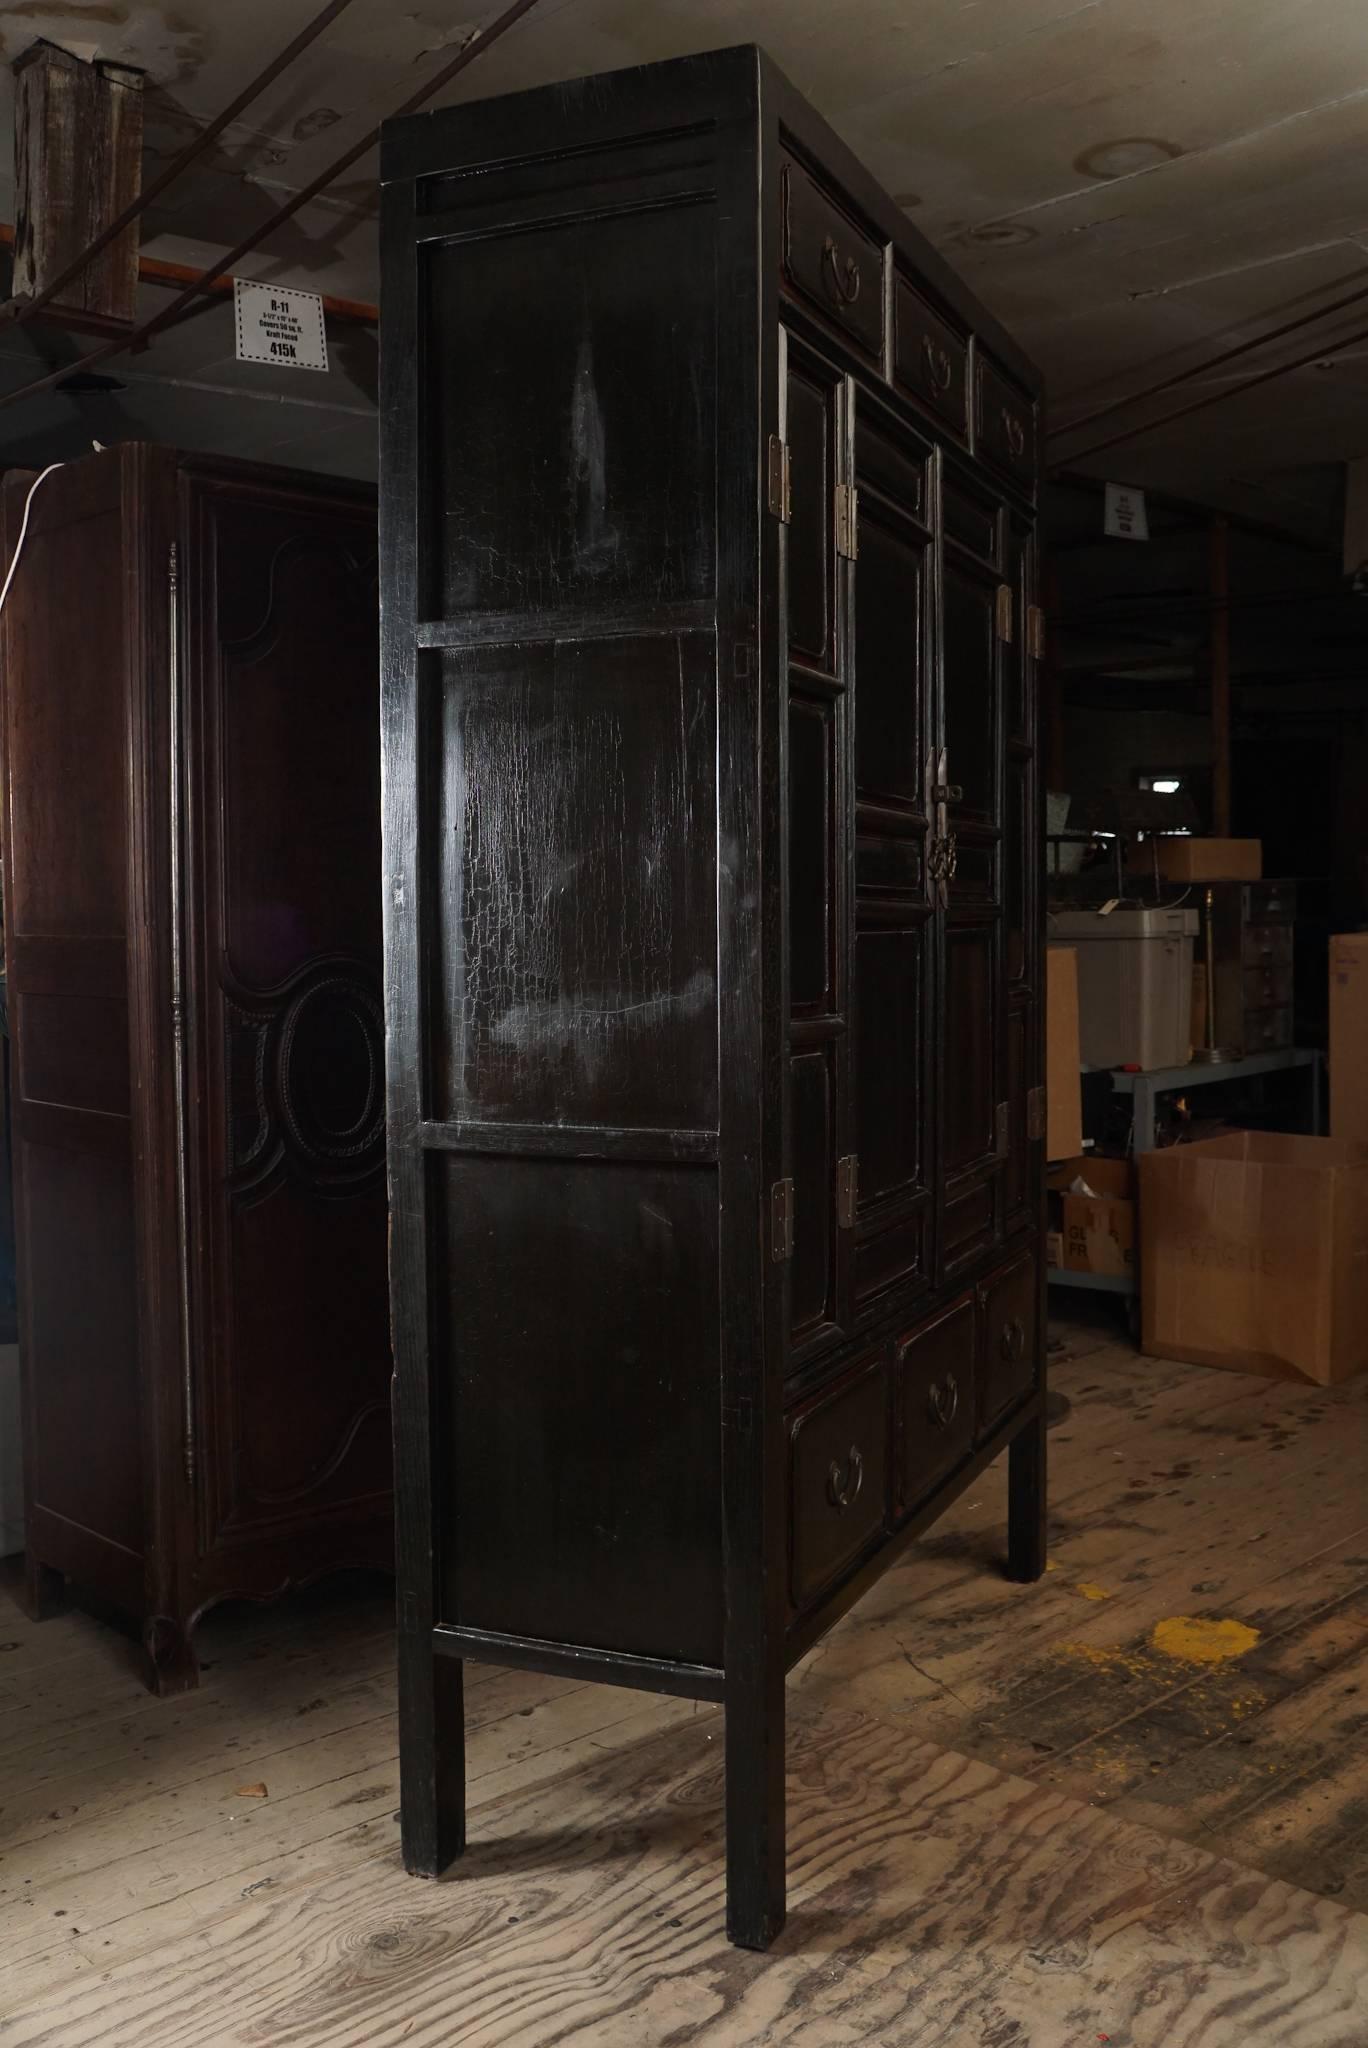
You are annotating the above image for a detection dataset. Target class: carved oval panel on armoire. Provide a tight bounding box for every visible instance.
[184,476,390,1556]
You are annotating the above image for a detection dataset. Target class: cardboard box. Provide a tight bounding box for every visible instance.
[1329,934,1368,1142]
[1046,945,1083,1162]
[1140,1132,1368,1385]
[1151,837,1261,882]
[1049,1156,1135,1277]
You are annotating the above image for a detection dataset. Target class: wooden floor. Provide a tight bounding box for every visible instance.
[2,1307,1367,2045]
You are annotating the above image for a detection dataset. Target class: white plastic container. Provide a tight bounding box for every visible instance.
[1050,907,1199,1071]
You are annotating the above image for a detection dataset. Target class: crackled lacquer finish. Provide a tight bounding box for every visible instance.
[380,44,1045,1952]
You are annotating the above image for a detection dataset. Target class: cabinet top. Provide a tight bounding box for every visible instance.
[379,42,1040,399]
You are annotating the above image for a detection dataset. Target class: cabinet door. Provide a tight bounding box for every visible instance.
[784,337,849,1363]
[938,477,1008,1274]
[185,474,392,1555]
[1003,513,1040,1240]
[849,395,934,1317]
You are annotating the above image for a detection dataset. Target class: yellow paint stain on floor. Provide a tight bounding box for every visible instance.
[1061,1642,1152,1679]
[1076,1582,1111,1601]
[1150,1616,1261,1665]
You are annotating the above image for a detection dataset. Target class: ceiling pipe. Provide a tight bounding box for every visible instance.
[0,0,547,416]
[1048,272,1368,448]
[1051,317,1368,468]
[0,223,376,324]
[8,0,361,329]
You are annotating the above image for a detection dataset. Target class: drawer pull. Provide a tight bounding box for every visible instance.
[822,236,862,306]
[1002,409,1025,459]
[826,1444,865,1512]
[1000,1317,1025,1364]
[927,1374,960,1429]
[922,335,953,392]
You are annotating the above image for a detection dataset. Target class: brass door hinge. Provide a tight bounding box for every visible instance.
[1026,603,1046,660]
[835,482,859,560]
[995,584,1014,644]
[1026,1084,1046,1143]
[767,434,792,523]
[837,1154,859,1229]
[770,1178,795,1262]
[994,1099,1011,1161]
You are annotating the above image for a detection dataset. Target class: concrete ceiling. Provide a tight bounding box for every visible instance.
[3,0,1368,540]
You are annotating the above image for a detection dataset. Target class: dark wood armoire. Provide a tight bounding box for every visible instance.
[379,45,1046,1948]
[0,446,391,1693]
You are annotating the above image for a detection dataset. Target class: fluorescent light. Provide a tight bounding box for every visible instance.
[1152,777,1181,794]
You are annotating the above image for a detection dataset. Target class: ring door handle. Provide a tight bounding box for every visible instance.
[927,1374,960,1429]
[822,236,862,306]
[826,1444,865,1512]
[1002,409,1026,459]
[1000,1317,1026,1364]
[922,335,953,392]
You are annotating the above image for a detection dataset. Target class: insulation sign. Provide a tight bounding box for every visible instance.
[1104,481,1149,541]
[234,280,328,372]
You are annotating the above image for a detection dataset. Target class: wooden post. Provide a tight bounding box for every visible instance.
[1210,516,1231,834]
[12,42,144,334]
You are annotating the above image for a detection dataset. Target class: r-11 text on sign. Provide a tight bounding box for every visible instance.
[234,280,329,373]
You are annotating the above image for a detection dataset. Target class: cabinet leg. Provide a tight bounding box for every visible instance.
[1007,1409,1048,1583]
[24,1555,67,1622]
[400,1648,465,1877]
[724,1676,787,1951]
[144,1615,201,1697]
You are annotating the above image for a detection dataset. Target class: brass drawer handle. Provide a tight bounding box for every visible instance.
[1000,1317,1026,1364]
[927,1374,959,1428]
[1002,409,1026,459]
[822,236,862,306]
[826,1444,865,1512]
[922,335,953,392]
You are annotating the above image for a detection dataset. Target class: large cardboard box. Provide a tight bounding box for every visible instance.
[1049,1156,1134,1276]
[1329,933,1368,1141]
[1046,945,1083,1161]
[1140,1132,1368,1385]
[1152,837,1261,882]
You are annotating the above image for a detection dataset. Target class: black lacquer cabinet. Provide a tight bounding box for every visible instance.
[379,45,1047,1949]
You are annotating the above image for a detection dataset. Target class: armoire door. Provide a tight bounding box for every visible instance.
[180,472,392,1559]
[848,391,934,1320]
[938,470,1009,1275]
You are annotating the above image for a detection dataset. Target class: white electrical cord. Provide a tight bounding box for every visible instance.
[0,462,65,619]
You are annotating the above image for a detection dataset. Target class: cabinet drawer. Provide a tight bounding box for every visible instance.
[893,279,968,437]
[1243,1005,1293,1053]
[1244,923,1293,968]
[976,355,1036,492]
[979,1249,1038,1431]
[897,1296,976,1512]
[1244,963,1293,1013]
[780,155,884,364]
[789,1355,890,1608]
[1244,881,1295,924]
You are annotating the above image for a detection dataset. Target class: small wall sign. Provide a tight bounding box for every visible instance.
[1104,481,1149,541]
[234,280,328,373]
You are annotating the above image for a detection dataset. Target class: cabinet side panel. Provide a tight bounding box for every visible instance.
[433,635,718,1131]
[425,202,716,621]
[400,113,734,1682]
[0,462,144,1591]
[434,1155,722,1666]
